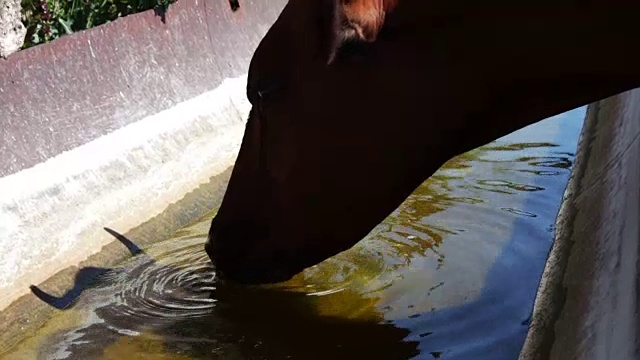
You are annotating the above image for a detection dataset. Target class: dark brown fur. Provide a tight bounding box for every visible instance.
[207,0,640,284]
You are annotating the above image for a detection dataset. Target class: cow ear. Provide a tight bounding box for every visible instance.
[323,0,398,64]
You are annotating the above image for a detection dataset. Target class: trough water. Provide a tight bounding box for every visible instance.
[2,108,585,360]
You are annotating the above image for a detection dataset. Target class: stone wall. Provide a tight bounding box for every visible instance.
[0,0,25,58]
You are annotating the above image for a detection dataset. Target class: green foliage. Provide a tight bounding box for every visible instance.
[21,0,176,48]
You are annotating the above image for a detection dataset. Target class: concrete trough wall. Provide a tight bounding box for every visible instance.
[0,0,285,351]
[520,89,640,359]
[1,0,639,357]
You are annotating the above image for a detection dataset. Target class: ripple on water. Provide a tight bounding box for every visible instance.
[4,109,586,360]
[99,238,218,328]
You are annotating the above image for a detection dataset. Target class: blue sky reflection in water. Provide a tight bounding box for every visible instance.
[3,107,585,360]
[373,106,585,359]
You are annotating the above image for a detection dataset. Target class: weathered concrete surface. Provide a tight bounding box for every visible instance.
[0,0,25,58]
[1,0,284,176]
[0,0,286,346]
[0,167,233,354]
[519,89,640,360]
[3,0,639,357]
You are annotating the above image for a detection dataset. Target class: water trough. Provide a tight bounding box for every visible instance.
[0,0,286,350]
[1,1,638,358]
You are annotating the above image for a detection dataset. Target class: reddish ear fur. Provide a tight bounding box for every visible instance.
[339,0,399,42]
[325,0,398,64]
[323,0,398,64]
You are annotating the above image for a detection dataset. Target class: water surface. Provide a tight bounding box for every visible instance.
[3,108,585,360]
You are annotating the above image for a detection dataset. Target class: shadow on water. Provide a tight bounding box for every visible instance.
[26,228,419,359]
[28,228,144,310]
[9,108,585,360]
[29,269,107,311]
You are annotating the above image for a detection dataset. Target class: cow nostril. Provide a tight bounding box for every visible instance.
[204,235,217,260]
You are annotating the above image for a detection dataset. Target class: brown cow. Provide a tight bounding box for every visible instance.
[206,0,640,284]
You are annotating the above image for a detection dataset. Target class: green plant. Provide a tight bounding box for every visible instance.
[21,0,177,48]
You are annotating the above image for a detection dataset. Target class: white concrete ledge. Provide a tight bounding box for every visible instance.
[0,75,250,311]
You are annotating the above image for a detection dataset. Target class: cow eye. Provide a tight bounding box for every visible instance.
[247,77,284,105]
[256,78,284,102]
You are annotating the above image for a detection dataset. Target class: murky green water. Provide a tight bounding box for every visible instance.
[2,108,585,360]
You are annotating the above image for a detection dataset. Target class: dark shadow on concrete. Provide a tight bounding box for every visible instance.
[153,6,168,24]
[29,228,145,310]
[29,267,109,310]
[103,227,143,256]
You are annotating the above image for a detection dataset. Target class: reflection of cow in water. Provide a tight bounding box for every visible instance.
[29,228,419,359]
[206,0,640,284]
